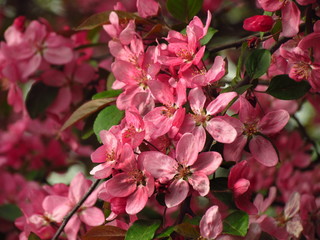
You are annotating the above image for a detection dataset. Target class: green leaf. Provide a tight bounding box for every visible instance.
[232,42,247,84]
[167,0,203,22]
[93,105,124,142]
[266,75,311,100]
[82,225,126,240]
[245,49,271,79]
[235,84,253,94]
[75,10,146,31]
[222,210,249,237]
[0,204,22,221]
[184,215,202,225]
[154,226,175,239]
[28,232,41,240]
[271,19,281,41]
[125,219,161,240]
[174,223,200,238]
[200,27,218,45]
[60,98,116,132]
[92,90,122,100]
[26,82,59,119]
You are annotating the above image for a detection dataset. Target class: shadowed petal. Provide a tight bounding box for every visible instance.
[165,179,189,208]
[249,135,278,167]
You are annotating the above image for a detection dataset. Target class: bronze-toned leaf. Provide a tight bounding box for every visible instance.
[82,225,126,240]
[75,11,146,31]
[60,98,116,132]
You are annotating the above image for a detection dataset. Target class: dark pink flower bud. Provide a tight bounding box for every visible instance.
[243,15,274,32]
[13,16,26,31]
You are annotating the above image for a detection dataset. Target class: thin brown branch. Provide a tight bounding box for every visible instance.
[208,32,270,53]
[292,115,320,159]
[51,179,102,240]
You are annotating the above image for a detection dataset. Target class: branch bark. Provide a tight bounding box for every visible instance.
[51,179,102,240]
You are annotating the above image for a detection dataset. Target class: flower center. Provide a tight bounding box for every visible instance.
[176,164,192,180]
[123,125,136,139]
[291,62,311,81]
[106,150,116,162]
[192,113,208,126]
[244,123,258,137]
[176,48,193,62]
[130,169,146,186]
[161,105,176,118]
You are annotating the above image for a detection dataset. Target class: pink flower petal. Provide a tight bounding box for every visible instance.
[148,80,174,105]
[206,117,237,143]
[233,178,250,198]
[281,1,300,38]
[188,87,206,114]
[249,135,278,167]
[106,173,136,197]
[126,186,148,215]
[206,92,237,116]
[42,196,71,222]
[91,145,109,163]
[223,135,247,162]
[140,151,177,179]
[205,56,226,84]
[80,207,105,226]
[90,162,114,179]
[188,172,210,196]
[228,161,249,189]
[165,179,189,208]
[191,152,222,175]
[258,110,289,135]
[284,192,300,219]
[65,215,81,240]
[136,0,159,18]
[239,96,260,123]
[69,173,91,204]
[43,46,73,65]
[200,205,223,240]
[258,0,283,12]
[176,133,198,166]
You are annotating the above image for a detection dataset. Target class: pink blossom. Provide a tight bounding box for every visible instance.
[224,96,290,167]
[200,205,223,239]
[141,133,222,207]
[90,130,122,179]
[109,107,145,149]
[156,12,212,73]
[179,88,237,151]
[1,20,73,79]
[103,144,154,214]
[143,79,186,139]
[45,173,104,240]
[258,0,300,37]
[181,56,226,87]
[279,42,320,91]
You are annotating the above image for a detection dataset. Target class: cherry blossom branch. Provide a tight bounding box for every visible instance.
[207,33,270,53]
[51,179,102,240]
[292,115,320,159]
[143,139,161,151]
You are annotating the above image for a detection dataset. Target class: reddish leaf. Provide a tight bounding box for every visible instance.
[143,24,169,39]
[82,225,126,240]
[75,11,147,31]
[60,98,116,132]
[174,223,200,238]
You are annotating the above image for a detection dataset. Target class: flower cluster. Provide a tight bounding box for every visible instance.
[1,0,320,239]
